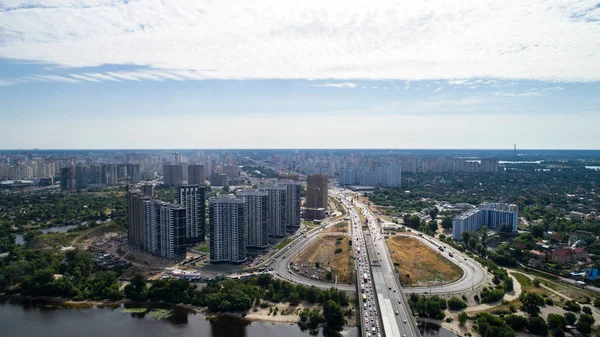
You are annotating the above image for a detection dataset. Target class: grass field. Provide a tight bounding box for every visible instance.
[275,238,293,250]
[386,236,463,286]
[292,235,354,284]
[534,276,595,304]
[194,243,210,253]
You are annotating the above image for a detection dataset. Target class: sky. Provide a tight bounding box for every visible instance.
[0,0,599,149]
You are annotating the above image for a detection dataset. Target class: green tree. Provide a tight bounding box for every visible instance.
[308,309,323,327]
[527,316,548,335]
[564,312,577,325]
[458,312,468,326]
[531,224,545,238]
[323,300,345,328]
[288,292,300,306]
[576,314,595,334]
[441,217,453,230]
[429,207,439,221]
[504,314,528,331]
[547,313,567,331]
[480,225,488,245]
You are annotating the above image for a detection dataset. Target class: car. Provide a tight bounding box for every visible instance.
[398,300,401,304]
[389,287,391,290]
[395,311,399,315]
[403,320,407,324]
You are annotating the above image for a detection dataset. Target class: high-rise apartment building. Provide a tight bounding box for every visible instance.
[127,163,141,183]
[128,189,149,249]
[163,164,183,187]
[89,165,102,184]
[60,167,75,191]
[141,183,154,198]
[237,189,269,248]
[278,179,302,232]
[209,195,246,263]
[176,185,206,244]
[480,158,499,173]
[452,203,518,239]
[117,164,127,179]
[307,173,328,209]
[172,152,182,164]
[102,164,117,185]
[210,172,229,187]
[260,185,287,237]
[143,200,187,260]
[187,164,206,185]
[75,165,89,190]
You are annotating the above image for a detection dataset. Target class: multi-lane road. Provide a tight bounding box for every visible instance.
[350,195,420,337]
[267,187,488,337]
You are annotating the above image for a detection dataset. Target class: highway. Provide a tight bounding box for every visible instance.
[348,193,420,337]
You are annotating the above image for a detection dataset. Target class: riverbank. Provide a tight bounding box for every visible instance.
[0,293,352,328]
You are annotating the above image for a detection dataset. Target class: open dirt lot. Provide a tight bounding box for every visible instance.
[291,235,354,285]
[386,236,463,286]
[324,221,349,233]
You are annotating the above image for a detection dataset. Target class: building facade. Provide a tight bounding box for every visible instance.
[209,194,246,263]
[127,189,149,250]
[187,164,206,185]
[176,185,206,244]
[163,164,183,187]
[60,167,75,191]
[452,203,519,239]
[237,189,269,248]
[75,165,89,190]
[143,200,187,260]
[278,179,302,232]
[260,184,287,237]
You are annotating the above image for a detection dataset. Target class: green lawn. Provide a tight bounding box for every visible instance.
[276,238,293,250]
[194,244,210,253]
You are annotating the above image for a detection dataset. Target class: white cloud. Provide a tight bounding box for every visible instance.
[0,0,599,81]
[69,73,102,82]
[30,75,81,83]
[493,91,545,97]
[83,73,121,82]
[309,82,356,88]
[433,86,443,93]
[0,79,15,86]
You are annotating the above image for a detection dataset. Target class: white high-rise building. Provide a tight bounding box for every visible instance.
[143,200,187,260]
[209,194,246,263]
[237,189,269,249]
[452,203,519,239]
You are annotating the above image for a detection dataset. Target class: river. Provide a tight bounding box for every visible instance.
[15,224,81,245]
[1,299,455,337]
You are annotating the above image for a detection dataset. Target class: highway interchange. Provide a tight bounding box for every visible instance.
[266,187,488,337]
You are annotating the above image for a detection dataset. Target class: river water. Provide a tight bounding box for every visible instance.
[1,299,455,337]
[15,224,80,245]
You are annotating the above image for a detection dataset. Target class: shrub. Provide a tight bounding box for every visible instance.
[448,297,468,310]
[563,300,581,312]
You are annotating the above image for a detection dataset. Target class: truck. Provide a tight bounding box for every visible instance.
[363,273,369,282]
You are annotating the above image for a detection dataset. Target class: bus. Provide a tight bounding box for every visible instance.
[362,294,367,302]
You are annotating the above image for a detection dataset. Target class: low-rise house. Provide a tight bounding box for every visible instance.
[530,250,546,261]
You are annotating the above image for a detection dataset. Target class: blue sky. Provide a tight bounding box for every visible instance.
[1,0,600,149]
